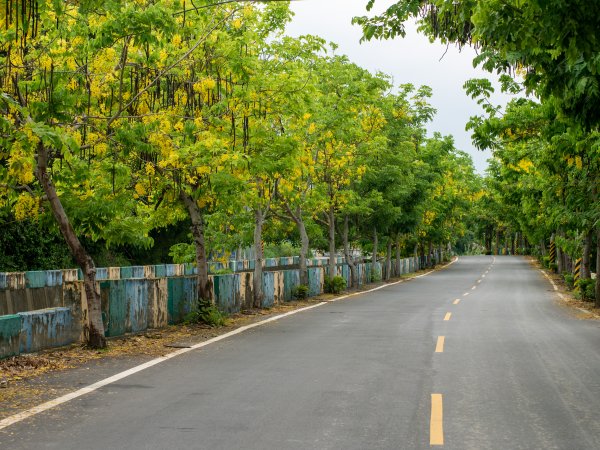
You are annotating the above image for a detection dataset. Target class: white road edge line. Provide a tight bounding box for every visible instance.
[0,257,460,430]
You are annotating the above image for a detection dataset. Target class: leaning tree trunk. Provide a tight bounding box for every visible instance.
[342,215,357,288]
[372,227,378,281]
[327,205,337,281]
[582,230,592,279]
[180,192,211,302]
[253,208,265,308]
[385,239,392,281]
[37,145,106,348]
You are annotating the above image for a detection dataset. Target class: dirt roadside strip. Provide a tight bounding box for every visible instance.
[0,258,457,424]
[530,257,600,320]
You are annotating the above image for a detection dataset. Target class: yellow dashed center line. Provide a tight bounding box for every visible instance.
[453,299,460,305]
[471,286,477,290]
[477,280,482,284]
[435,336,445,353]
[482,274,486,278]
[463,292,470,297]
[444,312,452,321]
[430,394,444,446]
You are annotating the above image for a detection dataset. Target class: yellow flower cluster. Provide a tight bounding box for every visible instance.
[8,147,35,185]
[14,193,38,221]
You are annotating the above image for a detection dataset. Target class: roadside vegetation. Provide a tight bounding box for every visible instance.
[2,1,597,348]
[0,1,479,347]
[356,0,599,305]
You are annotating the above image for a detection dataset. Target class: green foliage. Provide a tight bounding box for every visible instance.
[577,278,596,302]
[0,217,75,271]
[169,243,196,264]
[324,276,347,294]
[292,284,309,300]
[371,264,382,282]
[184,298,228,327]
[563,273,575,289]
[264,241,305,258]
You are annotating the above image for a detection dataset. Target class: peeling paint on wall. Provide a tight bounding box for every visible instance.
[1,256,432,357]
[0,314,21,358]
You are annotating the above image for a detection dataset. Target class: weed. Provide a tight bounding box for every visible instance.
[563,272,574,289]
[184,298,228,327]
[292,284,309,300]
[325,276,347,294]
[577,278,596,302]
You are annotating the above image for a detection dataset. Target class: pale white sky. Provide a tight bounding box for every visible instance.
[285,0,514,174]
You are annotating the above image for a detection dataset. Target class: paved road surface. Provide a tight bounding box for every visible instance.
[2,256,600,449]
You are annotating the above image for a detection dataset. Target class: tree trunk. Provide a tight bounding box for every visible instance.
[180,192,211,302]
[298,216,309,287]
[395,234,401,276]
[37,145,106,348]
[428,240,433,267]
[328,206,337,281]
[540,239,546,256]
[385,239,392,281]
[342,215,357,288]
[372,227,378,281]
[253,208,264,308]
[414,242,419,269]
[284,204,309,286]
[557,231,564,274]
[582,230,592,279]
[595,228,600,309]
[495,229,500,255]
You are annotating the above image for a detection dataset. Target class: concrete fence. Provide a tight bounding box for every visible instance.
[0,253,443,358]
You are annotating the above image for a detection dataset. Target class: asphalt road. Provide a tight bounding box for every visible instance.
[2,256,600,449]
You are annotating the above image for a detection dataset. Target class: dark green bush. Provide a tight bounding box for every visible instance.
[292,284,309,300]
[563,273,574,289]
[577,278,596,302]
[325,276,347,294]
[540,256,550,268]
[184,298,227,327]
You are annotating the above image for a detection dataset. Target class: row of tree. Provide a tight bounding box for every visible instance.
[355,1,599,304]
[0,1,479,347]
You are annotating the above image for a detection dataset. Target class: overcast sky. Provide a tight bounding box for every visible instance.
[284,0,514,174]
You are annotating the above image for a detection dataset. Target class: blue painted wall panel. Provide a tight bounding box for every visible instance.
[127,280,148,333]
[262,272,275,307]
[0,273,6,290]
[307,268,322,297]
[95,268,109,281]
[18,307,76,353]
[0,314,21,358]
[167,277,196,324]
[103,280,126,337]
[45,270,63,287]
[154,265,167,278]
[120,267,133,279]
[25,271,47,288]
[184,264,197,276]
[283,270,300,301]
[164,265,174,277]
[214,274,240,314]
